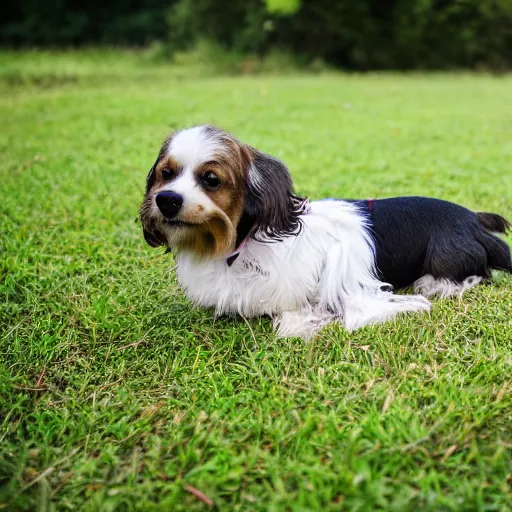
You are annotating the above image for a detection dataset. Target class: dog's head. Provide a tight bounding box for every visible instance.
[140,125,307,259]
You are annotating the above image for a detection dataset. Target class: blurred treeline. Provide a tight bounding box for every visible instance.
[2,0,512,70]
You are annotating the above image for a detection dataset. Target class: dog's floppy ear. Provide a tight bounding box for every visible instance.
[244,149,308,241]
[145,134,173,194]
[145,156,160,194]
[141,154,168,248]
[142,226,167,248]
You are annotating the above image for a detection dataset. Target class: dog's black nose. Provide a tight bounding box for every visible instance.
[156,191,183,219]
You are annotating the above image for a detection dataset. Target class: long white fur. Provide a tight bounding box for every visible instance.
[176,199,431,339]
[413,274,482,298]
[169,126,221,170]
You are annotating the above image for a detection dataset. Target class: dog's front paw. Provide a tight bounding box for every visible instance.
[343,292,431,331]
[389,293,431,311]
[273,310,333,339]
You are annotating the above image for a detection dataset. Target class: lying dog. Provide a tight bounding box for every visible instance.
[140,125,511,338]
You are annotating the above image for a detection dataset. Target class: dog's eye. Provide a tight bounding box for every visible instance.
[201,171,221,189]
[161,169,175,181]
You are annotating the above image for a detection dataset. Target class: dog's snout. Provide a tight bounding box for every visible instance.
[156,191,183,219]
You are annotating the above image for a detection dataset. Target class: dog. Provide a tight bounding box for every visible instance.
[140,125,511,338]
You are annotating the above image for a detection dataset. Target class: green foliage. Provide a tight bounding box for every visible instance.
[0,0,172,46]
[1,50,512,510]
[163,0,512,70]
[265,0,301,15]
[169,39,321,76]
[2,0,512,69]
[166,0,269,54]
[393,0,512,69]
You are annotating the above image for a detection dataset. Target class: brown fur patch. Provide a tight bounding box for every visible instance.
[195,130,253,234]
[155,156,180,173]
[151,157,181,188]
[174,215,236,258]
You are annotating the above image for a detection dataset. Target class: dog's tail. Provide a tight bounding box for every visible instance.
[476,212,511,234]
[476,212,512,273]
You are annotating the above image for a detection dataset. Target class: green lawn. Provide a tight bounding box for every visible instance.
[1,51,512,511]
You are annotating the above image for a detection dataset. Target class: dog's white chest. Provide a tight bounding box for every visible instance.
[175,235,323,317]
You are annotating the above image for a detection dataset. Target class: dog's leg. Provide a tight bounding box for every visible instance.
[315,237,431,333]
[417,229,489,297]
[342,292,431,332]
[413,274,482,298]
[273,309,334,339]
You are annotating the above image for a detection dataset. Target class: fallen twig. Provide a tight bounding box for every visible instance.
[116,339,146,350]
[184,484,214,506]
[13,386,46,392]
[36,366,46,387]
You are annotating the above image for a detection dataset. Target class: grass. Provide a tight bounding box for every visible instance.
[1,50,512,511]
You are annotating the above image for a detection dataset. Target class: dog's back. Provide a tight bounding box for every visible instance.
[359,197,511,289]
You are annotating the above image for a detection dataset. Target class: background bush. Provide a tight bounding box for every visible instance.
[2,0,512,70]
[1,0,172,46]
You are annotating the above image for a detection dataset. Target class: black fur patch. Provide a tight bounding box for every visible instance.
[356,196,512,288]
[476,212,511,234]
[245,150,308,242]
[145,139,171,194]
[143,226,167,248]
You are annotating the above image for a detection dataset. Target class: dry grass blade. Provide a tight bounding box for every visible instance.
[381,389,395,413]
[184,484,214,506]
